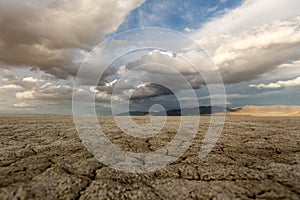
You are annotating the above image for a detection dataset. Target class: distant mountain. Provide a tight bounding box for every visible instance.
[117,111,149,116]
[117,106,229,116]
[117,105,300,116]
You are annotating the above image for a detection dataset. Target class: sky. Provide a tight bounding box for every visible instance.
[0,0,300,115]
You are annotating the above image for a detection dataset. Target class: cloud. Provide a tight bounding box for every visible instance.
[0,0,144,78]
[192,0,300,84]
[73,0,300,103]
[193,0,300,36]
[207,6,218,13]
[13,102,34,108]
[1,0,300,113]
[16,83,73,101]
[249,77,300,89]
[88,49,208,101]
[256,60,300,81]
[105,0,300,101]
[0,84,23,92]
[126,50,198,75]
[106,16,300,99]
[2,75,45,90]
[14,80,112,105]
[131,83,173,100]
[198,93,251,100]
[2,75,20,85]
[215,18,300,83]
[1,72,75,103]
[184,28,193,33]
[0,71,111,105]
[22,77,44,84]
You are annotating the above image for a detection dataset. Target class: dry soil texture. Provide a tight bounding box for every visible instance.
[0,116,299,200]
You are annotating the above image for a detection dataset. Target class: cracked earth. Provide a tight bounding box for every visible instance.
[0,116,299,199]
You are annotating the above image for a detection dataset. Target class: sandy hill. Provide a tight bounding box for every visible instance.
[228,105,300,116]
[290,111,300,116]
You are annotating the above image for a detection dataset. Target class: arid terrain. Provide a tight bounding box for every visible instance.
[0,116,299,199]
[227,106,300,116]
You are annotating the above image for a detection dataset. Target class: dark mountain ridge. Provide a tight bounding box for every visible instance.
[117,106,236,116]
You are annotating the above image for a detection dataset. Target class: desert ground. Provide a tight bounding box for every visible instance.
[227,106,300,116]
[0,116,299,199]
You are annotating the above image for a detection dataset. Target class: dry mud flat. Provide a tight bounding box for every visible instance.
[0,116,299,200]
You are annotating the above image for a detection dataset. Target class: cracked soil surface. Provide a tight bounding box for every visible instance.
[0,116,299,199]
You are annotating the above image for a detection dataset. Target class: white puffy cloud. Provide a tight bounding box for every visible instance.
[193,0,300,37]
[16,91,35,100]
[0,71,112,105]
[191,0,300,84]
[184,28,193,33]
[1,73,75,103]
[0,84,23,92]
[13,102,34,108]
[252,60,300,83]
[16,83,73,101]
[22,77,44,84]
[249,77,300,89]
[1,75,46,91]
[126,50,198,75]
[14,80,113,105]
[214,18,300,83]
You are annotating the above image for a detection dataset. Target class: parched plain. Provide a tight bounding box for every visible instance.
[0,116,299,199]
